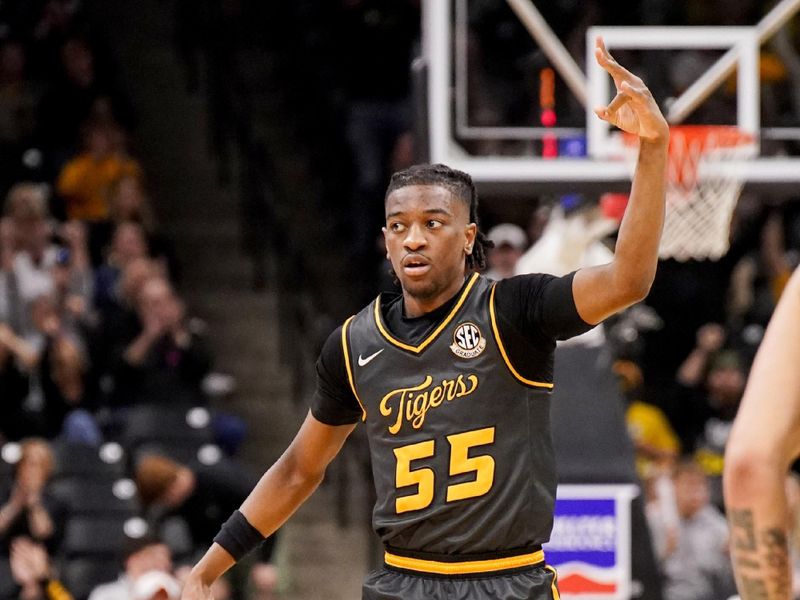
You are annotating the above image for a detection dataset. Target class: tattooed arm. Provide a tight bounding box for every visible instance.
[724,267,800,600]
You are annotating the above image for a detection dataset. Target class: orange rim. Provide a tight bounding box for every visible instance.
[623,125,754,190]
[622,125,754,150]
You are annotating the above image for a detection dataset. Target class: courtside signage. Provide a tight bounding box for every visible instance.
[544,485,638,600]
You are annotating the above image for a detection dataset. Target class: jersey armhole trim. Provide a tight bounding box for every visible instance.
[489,283,554,390]
[342,316,367,422]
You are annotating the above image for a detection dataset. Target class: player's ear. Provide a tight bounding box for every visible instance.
[464,223,477,255]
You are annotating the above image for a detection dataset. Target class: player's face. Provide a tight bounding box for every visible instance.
[383,185,476,307]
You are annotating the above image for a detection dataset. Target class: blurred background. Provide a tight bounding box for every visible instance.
[1,1,800,599]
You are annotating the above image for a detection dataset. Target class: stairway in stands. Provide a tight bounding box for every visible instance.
[91,1,366,597]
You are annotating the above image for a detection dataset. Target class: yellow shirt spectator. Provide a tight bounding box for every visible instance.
[627,400,681,479]
[57,152,142,222]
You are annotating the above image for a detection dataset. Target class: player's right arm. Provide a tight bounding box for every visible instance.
[183,412,355,598]
[183,326,360,599]
[723,267,800,600]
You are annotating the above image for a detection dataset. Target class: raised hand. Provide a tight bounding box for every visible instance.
[593,37,669,142]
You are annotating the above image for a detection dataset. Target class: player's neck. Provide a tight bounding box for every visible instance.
[402,274,468,318]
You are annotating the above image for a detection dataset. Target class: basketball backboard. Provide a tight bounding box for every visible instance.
[422,0,800,195]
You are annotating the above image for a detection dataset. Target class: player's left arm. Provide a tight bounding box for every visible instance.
[572,38,669,325]
[723,267,800,600]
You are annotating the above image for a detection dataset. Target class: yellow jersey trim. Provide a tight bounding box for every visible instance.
[489,283,554,390]
[384,549,545,575]
[374,272,480,354]
[341,316,367,422]
[546,565,561,600]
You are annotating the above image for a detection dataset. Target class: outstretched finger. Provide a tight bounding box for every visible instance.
[594,36,636,82]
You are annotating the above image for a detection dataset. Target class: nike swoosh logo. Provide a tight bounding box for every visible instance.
[358,349,384,367]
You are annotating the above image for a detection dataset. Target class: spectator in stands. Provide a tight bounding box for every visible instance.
[9,536,73,600]
[131,571,181,600]
[135,455,276,599]
[37,37,132,168]
[56,120,142,222]
[32,298,100,445]
[114,277,210,407]
[0,322,32,441]
[0,41,38,147]
[94,221,150,311]
[88,534,173,600]
[104,176,178,278]
[647,460,735,600]
[0,40,39,195]
[92,257,162,382]
[1,184,93,341]
[674,324,746,508]
[615,359,680,480]
[0,439,66,557]
[484,223,527,280]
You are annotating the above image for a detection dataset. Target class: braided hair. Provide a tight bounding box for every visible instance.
[385,163,494,272]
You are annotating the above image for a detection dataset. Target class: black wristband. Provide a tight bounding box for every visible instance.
[213,510,266,562]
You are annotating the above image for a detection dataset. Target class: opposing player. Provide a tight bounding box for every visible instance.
[182,38,668,600]
[724,267,800,600]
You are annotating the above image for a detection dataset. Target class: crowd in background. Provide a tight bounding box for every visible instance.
[2,1,800,600]
[0,2,274,600]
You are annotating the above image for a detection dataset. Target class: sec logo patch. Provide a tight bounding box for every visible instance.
[450,322,486,359]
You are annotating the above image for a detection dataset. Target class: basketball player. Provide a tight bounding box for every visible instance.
[182,38,669,600]
[724,267,800,600]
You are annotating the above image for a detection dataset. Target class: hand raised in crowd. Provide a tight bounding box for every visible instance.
[593,37,669,142]
[17,463,48,507]
[10,537,51,587]
[141,306,167,340]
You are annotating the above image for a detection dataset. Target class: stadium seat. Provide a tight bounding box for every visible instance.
[159,515,194,561]
[121,406,214,451]
[52,442,127,481]
[132,441,213,467]
[49,478,140,517]
[62,558,121,600]
[63,516,131,558]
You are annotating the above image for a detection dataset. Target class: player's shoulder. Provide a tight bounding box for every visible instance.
[492,272,558,302]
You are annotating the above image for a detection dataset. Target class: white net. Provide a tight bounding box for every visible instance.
[624,126,756,262]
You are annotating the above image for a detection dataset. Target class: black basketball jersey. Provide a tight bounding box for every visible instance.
[343,273,558,557]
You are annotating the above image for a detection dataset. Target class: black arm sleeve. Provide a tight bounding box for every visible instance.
[309,326,362,426]
[496,272,595,342]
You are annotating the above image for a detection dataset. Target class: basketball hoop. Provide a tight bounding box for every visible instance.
[622,125,756,262]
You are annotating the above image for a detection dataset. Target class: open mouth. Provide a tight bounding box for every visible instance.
[402,255,431,277]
